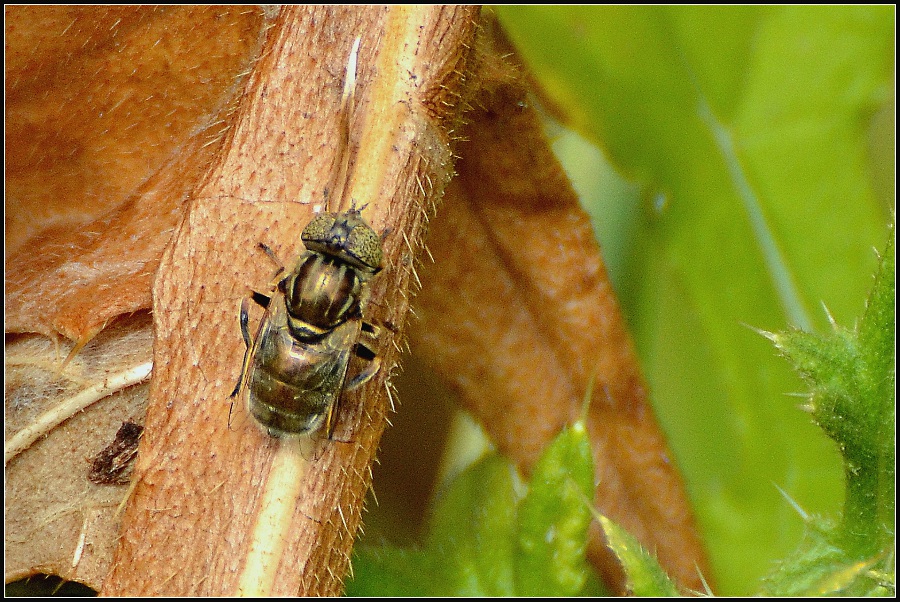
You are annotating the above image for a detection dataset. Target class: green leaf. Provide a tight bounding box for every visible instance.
[497,6,894,594]
[426,454,519,596]
[346,547,435,597]
[348,454,518,596]
[598,515,682,597]
[759,516,894,596]
[349,422,599,596]
[516,421,594,596]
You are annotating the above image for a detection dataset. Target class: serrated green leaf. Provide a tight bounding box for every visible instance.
[497,6,894,593]
[598,515,682,597]
[768,223,895,567]
[759,516,895,596]
[516,421,594,596]
[350,424,604,596]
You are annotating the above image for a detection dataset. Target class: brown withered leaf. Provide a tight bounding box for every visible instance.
[5,6,269,341]
[4,6,269,592]
[409,20,713,594]
[5,312,152,590]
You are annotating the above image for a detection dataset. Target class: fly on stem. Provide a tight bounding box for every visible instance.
[229,36,385,444]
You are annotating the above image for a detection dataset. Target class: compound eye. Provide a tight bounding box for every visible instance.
[346,223,383,272]
[300,210,383,274]
[301,213,337,245]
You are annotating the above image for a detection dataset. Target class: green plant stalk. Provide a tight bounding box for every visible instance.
[770,223,893,555]
[761,222,894,595]
[840,223,895,554]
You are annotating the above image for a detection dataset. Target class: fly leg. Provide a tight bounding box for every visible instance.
[229,296,254,399]
[258,242,287,287]
[229,242,281,429]
[230,292,270,395]
[325,322,383,441]
[228,291,272,430]
[345,321,386,391]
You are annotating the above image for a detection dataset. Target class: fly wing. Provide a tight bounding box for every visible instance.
[243,297,361,438]
[318,317,362,439]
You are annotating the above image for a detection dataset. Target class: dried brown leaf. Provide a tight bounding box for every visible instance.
[409,19,712,594]
[4,7,267,590]
[5,6,268,341]
[4,313,152,590]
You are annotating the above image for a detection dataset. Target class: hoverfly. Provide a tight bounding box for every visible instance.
[229,37,383,438]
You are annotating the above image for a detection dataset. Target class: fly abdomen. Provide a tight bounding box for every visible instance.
[248,367,332,435]
[245,310,357,437]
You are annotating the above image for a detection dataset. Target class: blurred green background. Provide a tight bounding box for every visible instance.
[495,5,894,595]
[12,6,892,597]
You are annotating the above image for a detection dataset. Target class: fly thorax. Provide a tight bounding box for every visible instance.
[285,253,362,339]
